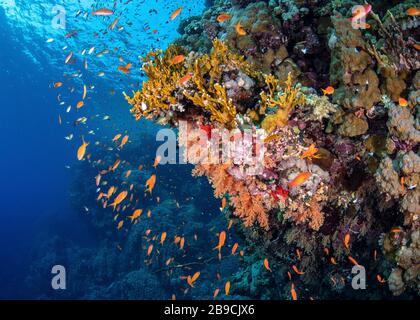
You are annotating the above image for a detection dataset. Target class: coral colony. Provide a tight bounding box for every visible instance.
[124,0,419,299]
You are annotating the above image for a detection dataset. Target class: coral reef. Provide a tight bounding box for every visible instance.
[123,0,420,300]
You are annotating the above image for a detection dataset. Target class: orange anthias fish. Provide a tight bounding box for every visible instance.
[214,231,226,254]
[111,159,121,171]
[322,86,334,95]
[217,13,231,23]
[117,220,124,230]
[171,55,185,65]
[231,242,238,255]
[348,256,359,266]
[344,233,350,249]
[170,8,182,20]
[145,174,157,194]
[264,258,272,272]
[109,191,128,210]
[187,272,200,287]
[376,274,386,283]
[95,174,101,187]
[64,52,73,64]
[109,16,120,30]
[76,101,84,109]
[147,244,153,256]
[301,144,320,159]
[92,8,114,16]
[53,82,63,88]
[213,288,220,299]
[118,63,132,74]
[120,135,129,148]
[129,209,142,222]
[112,134,122,142]
[153,155,161,168]
[160,232,167,245]
[77,137,89,161]
[291,283,298,300]
[288,172,311,188]
[178,73,193,85]
[180,237,185,250]
[406,7,420,16]
[398,97,408,107]
[292,265,305,275]
[235,22,246,36]
[225,281,230,296]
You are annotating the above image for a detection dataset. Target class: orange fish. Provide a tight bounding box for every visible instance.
[117,220,124,230]
[107,186,116,198]
[330,257,337,265]
[147,244,153,256]
[145,174,157,194]
[292,265,305,275]
[125,170,132,178]
[178,73,193,85]
[227,219,233,230]
[406,7,420,16]
[264,258,272,272]
[221,198,227,211]
[92,8,113,16]
[213,288,219,299]
[344,233,350,249]
[296,249,302,260]
[65,52,73,64]
[413,43,420,51]
[109,16,120,30]
[214,231,226,253]
[153,155,161,168]
[217,13,231,23]
[129,209,142,222]
[120,135,129,148]
[170,8,182,20]
[109,191,128,210]
[77,137,89,161]
[118,63,132,74]
[322,86,334,95]
[398,97,408,107]
[287,271,292,281]
[180,237,185,250]
[171,55,185,65]
[160,232,167,245]
[111,159,121,171]
[288,172,311,188]
[225,281,230,296]
[76,101,84,109]
[95,174,101,187]
[235,22,246,36]
[348,256,359,266]
[301,144,320,159]
[291,283,298,300]
[231,242,238,255]
[376,274,386,283]
[112,134,122,142]
[53,82,63,88]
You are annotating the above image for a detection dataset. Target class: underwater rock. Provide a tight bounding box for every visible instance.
[386,99,420,144]
[337,113,369,137]
[330,17,381,111]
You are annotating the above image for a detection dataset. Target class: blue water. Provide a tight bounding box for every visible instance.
[0,0,239,300]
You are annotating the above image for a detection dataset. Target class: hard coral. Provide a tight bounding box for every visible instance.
[260,72,306,132]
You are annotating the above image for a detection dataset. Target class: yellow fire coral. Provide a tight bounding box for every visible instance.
[260,72,306,132]
[125,39,258,128]
[125,45,187,120]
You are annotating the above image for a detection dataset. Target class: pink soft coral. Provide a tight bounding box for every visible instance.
[193,163,269,229]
